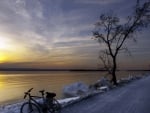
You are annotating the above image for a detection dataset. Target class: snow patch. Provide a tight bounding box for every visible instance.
[63,82,89,97]
[0,97,80,113]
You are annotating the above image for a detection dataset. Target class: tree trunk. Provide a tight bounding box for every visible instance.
[112,56,118,85]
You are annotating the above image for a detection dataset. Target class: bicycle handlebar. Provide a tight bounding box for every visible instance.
[24,88,33,99]
[28,88,33,92]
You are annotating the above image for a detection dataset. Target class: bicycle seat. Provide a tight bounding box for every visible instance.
[39,90,45,93]
[46,92,56,98]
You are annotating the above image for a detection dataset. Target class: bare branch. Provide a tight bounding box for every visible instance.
[93,1,150,85]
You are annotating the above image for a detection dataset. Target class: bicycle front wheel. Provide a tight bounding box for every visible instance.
[20,102,41,113]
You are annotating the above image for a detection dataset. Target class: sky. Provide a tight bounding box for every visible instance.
[0,0,149,70]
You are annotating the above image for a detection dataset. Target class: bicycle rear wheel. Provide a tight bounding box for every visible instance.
[47,99,61,113]
[20,102,41,113]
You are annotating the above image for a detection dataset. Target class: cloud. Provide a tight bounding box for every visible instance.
[0,0,94,46]
[0,0,52,54]
[75,0,122,5]
[0,0,95,63]
[0,0,149,69]
[14,0,31,19]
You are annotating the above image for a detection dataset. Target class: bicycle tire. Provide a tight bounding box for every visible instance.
[47,99,61,113]
[20,102,41,113]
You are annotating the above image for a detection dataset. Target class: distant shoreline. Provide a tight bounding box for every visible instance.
[0,68,150,72]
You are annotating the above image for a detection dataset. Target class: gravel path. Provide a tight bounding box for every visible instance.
[61,76,150,113]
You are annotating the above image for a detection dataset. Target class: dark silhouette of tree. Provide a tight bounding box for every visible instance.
[93,0,150,85]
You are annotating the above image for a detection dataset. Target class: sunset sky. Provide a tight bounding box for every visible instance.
[0,0,149,70]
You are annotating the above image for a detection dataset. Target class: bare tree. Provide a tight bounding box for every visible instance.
[93,0,150,85]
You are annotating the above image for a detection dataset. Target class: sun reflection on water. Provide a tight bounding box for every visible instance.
[0,76,5,89]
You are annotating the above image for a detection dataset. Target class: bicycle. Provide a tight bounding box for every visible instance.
[20,88,61,113]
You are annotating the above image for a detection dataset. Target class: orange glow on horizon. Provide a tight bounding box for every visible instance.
[0,53,8,63]
[0,35,32,63]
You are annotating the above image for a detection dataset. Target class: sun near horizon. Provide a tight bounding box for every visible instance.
[0,37,10,63]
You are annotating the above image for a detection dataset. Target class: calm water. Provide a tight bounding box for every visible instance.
[0,71,148,105]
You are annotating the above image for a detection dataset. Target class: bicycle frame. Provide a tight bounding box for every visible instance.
[27,94,44,109]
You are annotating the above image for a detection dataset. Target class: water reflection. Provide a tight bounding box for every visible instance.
[0,76,5,89]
